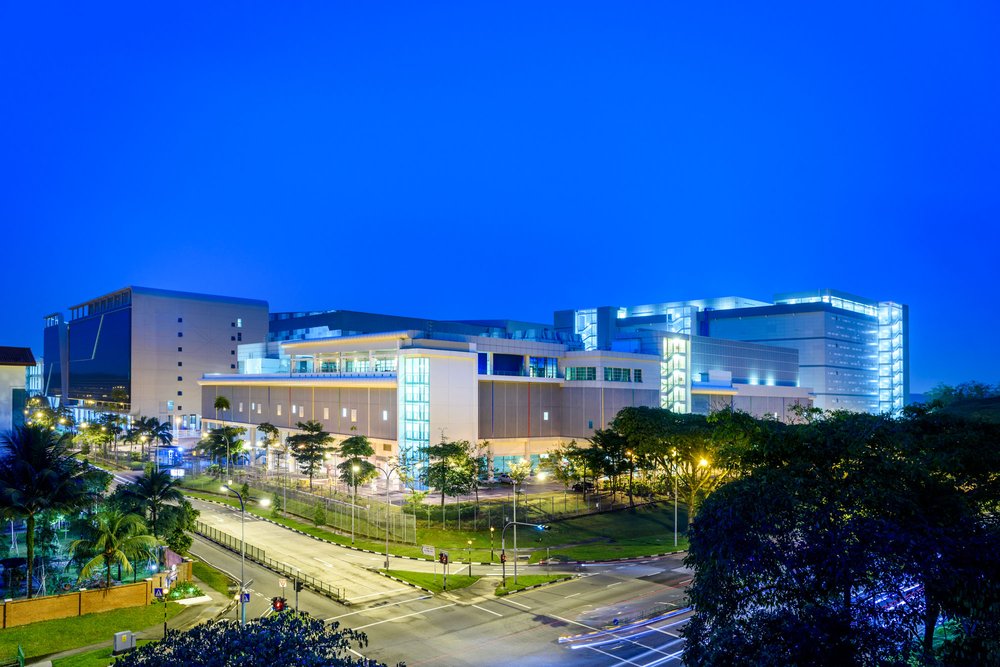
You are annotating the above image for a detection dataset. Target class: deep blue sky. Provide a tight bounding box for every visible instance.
[1,2,998,392]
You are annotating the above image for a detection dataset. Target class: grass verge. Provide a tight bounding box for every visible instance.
[192,559,235,595]
[530,536,689,563]
[0,603,183,659]
[52,640,153,667]
[495,574,570,596]
[381,569,480,594]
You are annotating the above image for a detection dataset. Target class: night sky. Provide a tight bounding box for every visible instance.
[2,2,998,393]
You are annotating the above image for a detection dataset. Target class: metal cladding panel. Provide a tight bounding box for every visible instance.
[479,383,493,437]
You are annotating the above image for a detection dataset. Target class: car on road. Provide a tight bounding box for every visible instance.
[497,472,515,484]
[572,481,595,492]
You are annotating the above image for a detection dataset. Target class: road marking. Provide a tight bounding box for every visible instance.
[314,557,335,567]
[350,587,411,600]
[471,604,502,617]
[352,603,457,630]
[566,592,581,598]
[348,648,366,660]
[188,550,240,582]
[503,599,532,610]
[550,614,599,631]
[325,596,431,621]
[606,581,624,588]
[586,646,645,666]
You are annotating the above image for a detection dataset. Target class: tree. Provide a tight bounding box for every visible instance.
[160,499,199,555]
[200,426,247,473]
[70,509,157,590]
[0,425,104,597]
[336,434,377,496]
[213,395,231,421]
[112,610,390,667]
[287,421,334,490]
[122,469,184,539]
[129,416,173,463]
[23,395,74,431]
[588,428,630,503]
[420,440,470,512]
[257,422,280,476]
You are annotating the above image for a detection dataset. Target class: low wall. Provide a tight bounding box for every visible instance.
[1,559,193,628]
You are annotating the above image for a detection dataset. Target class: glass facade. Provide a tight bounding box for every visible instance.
[575,308,598,350]
[401,357,430,465]
[661,337,689,412]
[528,356,558,378]
[566,366,597,381]
[878,302,906,413]
[67,307,131,403]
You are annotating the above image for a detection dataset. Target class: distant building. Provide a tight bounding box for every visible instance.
[43,287,268,430]
[0,346,36,432]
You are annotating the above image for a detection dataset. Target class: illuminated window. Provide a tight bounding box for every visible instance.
[603,367,631,382]
[634,369,643,383]
[342,407,347,418]
[276,404,282,416]
[351,409,357,423]
[382,410,388,421]
[323,407,330,419]
[566,367,596,381]
[543,411,549,421]
[237,318,243,328]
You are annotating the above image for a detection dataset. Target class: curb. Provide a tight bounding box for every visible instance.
[539,549,688,565]
[187,492,491,565]
[495,574,576,596]
[367,568,435,594]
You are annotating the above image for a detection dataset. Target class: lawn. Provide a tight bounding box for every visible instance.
[495,574,571,596]
[382,569,480,594]
[0,603,183,659]
[52,641,153,667]
[184,486,689,564]
[192,559,234,595]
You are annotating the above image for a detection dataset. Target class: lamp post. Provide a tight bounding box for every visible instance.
[222,484,247,626]
[489,526,495,561]
[501,521,549,587]
[376,461,402,570]
[351,463,360,544]
[467,539,473,576]
[672,449,678,548]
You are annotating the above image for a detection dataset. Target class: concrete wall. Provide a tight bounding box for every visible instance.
[1,560,191,628]
[131,291,268,425]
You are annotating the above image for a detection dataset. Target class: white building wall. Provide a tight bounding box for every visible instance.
[425,351,478,444]
[0,366,25,432]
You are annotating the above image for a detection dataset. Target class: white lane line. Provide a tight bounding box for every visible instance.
[471,604,503,617]
[352,603,457,630]
[549,614,599,631]
[587,646,644,667]
[504,599,532,610]
[606,581,624,587]
[349,587,411,600]
[325,596,431,621]
[348,648,366,660]
[314,557,335,567]
[566,592,581,598]
[635,646,684,667]
[188,550,240,582]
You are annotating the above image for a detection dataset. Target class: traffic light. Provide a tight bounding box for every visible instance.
[500,551,506,563]
[294,581,304,593]
[271,596,287,612]
[439,551,449,565]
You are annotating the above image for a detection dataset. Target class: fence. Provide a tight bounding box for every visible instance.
[193,522,343,602]
[223,472,417,545]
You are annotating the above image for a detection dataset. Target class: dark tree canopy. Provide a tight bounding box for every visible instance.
[113,611,394,667]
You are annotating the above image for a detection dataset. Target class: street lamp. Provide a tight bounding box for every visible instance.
[671,449,678,547]
[221,483,248,626]
[489,526,495,561]
[351,463,360,544]
[375,461,402,569]
[501,521,549,587]
[467,539,473,576]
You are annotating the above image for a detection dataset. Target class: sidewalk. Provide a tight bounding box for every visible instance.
[28,575,232,666]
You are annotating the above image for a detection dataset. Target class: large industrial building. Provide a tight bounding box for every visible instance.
[42,286,268,429]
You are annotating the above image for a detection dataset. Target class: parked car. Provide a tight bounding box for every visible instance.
[572,481,595,492]
[497,472,515,484]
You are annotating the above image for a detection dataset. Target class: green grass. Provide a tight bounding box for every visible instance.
[495,574,571,596]
[0,603,183,659]
[52,641,153,667]
[382,569,480,594]
[192,560,234,595]
[185,486,689,564]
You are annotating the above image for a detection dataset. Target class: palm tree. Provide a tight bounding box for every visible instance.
[287,421,334,490]
[0,425,102,598]
[122,470,183,539]
[129,416,173,466]
[257,422,280,477]
[213,396,231,422]
[200,426,246,479]
[70,509,157,590]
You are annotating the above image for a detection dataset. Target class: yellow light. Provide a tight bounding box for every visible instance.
[259,497,271,507]
[220,486,228,493]
[699,458,709,467]
[352,464,360,473]
[537,471,548,481]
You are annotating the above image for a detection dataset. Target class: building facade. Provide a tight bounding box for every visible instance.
[43,287,268,429]
[200,331,660,470]
[0,347,36,432]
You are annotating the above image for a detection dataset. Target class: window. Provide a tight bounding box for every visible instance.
[634,369,643,383]
[178,362,182,367]
[383,444,392,452]
[277,404,282,416]
[604,367,631,382]
[177,332,183,337]
[178,347,183,352]
[231,336,236,341]
[177,317,183,323]
[588,420,594,429]
[382,410,388,421]
[177,405,182,411]
[231,364,236,369]
[342,407,347,418]
[543,411,549,421]
[292,404,297,413]
[238,402,243,412]
[177,376,183,381]
[299,406,305,417]
[257,404,262,415]
[323,407,329,420]
[167,400,174,411]
[237,318,243,328]
[251,402,256,411]
[351,409,357,423]
[566,367,597,381]
[231,350,235,355]
[237,333,242,341]
[177,391,183,396]
[231,322,236,327]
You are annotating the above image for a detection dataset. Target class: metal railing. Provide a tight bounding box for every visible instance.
[193,521,343,601]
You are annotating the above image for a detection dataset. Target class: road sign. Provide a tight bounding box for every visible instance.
[421,545,435,557]
[278,578,287,589]
[240,592,251,604]
[153,587,164,598]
